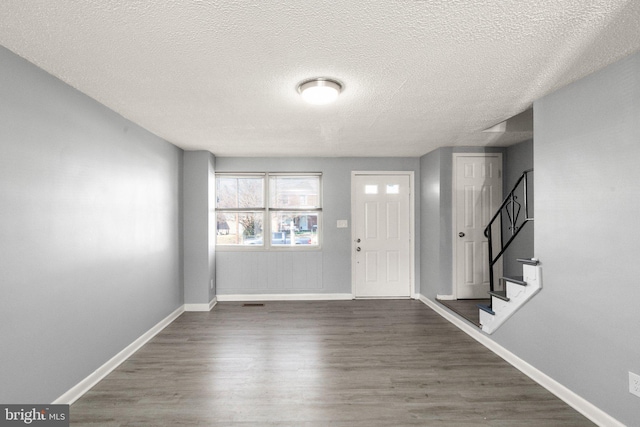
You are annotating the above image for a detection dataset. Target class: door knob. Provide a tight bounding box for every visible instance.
[458,232,465,237]
[356,247,361,251]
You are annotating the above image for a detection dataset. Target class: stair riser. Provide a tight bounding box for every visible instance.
[480,264,542,334]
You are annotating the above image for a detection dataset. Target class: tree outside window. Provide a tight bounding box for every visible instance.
[216,175,264,245]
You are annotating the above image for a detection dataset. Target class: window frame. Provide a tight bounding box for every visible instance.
[215,172,322,251]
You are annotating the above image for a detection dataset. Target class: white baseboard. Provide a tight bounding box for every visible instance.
[417,294,623,427]
[184,297,218,312]
[52,305,185,405]
[436,294,455,300]
[217,293,353,302]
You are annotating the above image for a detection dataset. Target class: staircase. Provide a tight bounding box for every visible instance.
[479,169,538,334]
[478,258,541,334]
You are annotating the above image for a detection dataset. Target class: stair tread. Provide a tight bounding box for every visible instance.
[517,258,539,265]
[489,290,510,301]
[477,303,495,315]
[501,275,527,286]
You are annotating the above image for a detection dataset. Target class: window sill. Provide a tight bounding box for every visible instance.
[215,245,322,252]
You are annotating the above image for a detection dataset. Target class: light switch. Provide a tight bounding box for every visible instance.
[337,220,348,228]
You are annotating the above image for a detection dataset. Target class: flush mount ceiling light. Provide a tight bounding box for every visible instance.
[297,78,342,105]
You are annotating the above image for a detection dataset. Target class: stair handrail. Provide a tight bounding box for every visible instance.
[484,168,533,292]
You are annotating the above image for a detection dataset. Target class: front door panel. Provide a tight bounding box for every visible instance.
[354,174,411,298]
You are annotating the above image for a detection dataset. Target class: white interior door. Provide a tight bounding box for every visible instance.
[453,154,503,299]
[353,173,412,298]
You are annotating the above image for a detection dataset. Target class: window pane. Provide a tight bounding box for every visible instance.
[216,212,264,245]
[365,185,378,194]
[386,184,400,194]
[270,212,319,246]
[269,176,320,209]
[216,176,264,209]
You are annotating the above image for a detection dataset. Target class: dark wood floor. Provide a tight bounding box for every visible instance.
[71,300,594,426]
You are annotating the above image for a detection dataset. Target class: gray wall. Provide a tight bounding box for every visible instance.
[183,151,216,304]
[214,157,420,295]
[419,150,444,298]
[503,139,534,277]
[494,52,640,425]
[419,147,506,298]
[0,46,184,403]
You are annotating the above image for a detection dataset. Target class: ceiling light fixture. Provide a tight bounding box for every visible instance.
[297,78,342,105]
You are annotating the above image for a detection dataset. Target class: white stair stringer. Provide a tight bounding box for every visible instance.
[479,264,542,334]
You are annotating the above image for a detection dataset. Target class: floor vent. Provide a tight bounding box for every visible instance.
[242,303,264,307]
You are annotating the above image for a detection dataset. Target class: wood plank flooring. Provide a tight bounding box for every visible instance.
[71,300,594,426]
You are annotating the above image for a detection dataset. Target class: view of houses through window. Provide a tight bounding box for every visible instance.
[216,173,321,247]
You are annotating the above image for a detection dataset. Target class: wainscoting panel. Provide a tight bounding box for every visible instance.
[216,251,324,294]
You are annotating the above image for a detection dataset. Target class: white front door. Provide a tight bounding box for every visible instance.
[453,154,503,299]
[353,173,412,298]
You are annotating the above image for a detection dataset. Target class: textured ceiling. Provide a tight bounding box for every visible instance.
[1,1,640,157]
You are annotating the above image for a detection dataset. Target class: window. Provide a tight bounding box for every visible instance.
[216,173,321,248]
[386,184,400,194]
[215,174,264,245]
[365,185,378,194]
